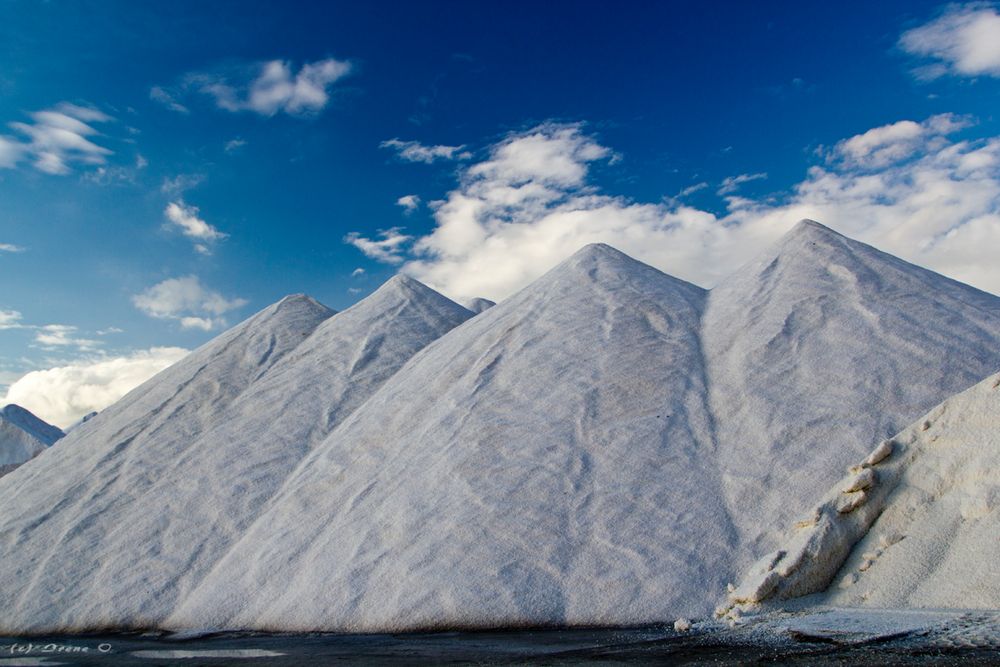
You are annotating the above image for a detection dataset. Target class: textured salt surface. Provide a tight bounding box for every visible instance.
[0,281,472,633]
[172,222,1000,632]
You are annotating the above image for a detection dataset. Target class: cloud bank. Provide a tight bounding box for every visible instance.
[344,119,1000,303]
[2,347,189,428]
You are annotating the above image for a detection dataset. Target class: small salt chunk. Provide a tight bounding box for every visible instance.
[878,533,903,549]
[843,468,877,493]
[839,573,858,589]
[864,440,893,466]
[727,583,736,593]
[836,490,867,514]
[920,419,932,431]
[859,559,873,572]
[673,618,692,632]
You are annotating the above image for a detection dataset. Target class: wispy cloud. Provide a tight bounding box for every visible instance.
[161,173,206,196]
[0,310,25,330]
[344,227,412,264]
[164,201,228,254]
[0,243,25,253]
[33,324,99,350]
[900,3,1000,79]
[351,267,365,277]
[1,102,113,175]
[132,275,247,331]
[380,138,472,163]
[224,138,247,153]
[717,172,768,195]
[150,85,190,114]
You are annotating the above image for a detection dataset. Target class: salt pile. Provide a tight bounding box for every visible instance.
[723,369,1000,617]
[0,281,471,632]
[0,404,63,476]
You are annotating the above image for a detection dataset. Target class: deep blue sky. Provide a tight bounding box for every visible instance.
[3,0,1000,423]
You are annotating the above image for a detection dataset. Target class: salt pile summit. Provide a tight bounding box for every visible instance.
[0,404,63,477]
[1,220,999,634]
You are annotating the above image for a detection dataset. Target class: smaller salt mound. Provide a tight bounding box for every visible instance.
[465,297,496,313]
[722,369,1000,616]
[0,404,63,467]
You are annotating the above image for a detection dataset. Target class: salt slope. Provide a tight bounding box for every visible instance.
[0,294,336,633]
[0,404,63,474]
[703,220,1000,559]
[0,277,472,633]
[824,370,1000,609]
[724,369,1000,614]
[170,243,737,631]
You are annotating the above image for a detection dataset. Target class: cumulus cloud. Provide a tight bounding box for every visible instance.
[380,138,472,163]
[192,58,352,116]
[0,310,24,330]
[717,172,768,195]
[900,3,1000,78]
[346,120,1000,303]
[396,194,421,213]
[2,347,189,427]
[132,276,247,331]
[164,201,227,253]
[831,113,970,169]
[1,102,113,175]
[344,227,412,264]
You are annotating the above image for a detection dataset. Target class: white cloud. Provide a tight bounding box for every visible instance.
[2,103,113,175]
[717,172,768,195]
[0,243,25,253]
[900,3,1000,78]
[164,201,227,252]
[0,310,24,330]
[351,267,365,277]
[2,347,189,427]
[33,324,99,350]
[380,138,472,163]
[194,58,352,116]
[160,173,205,196]
[150,86,190,114]
[831,113,970,169]
[396,194,421,213]
[132,276,247,331]
[677,182,709,198]
[224,138,247,153]
[345,120,1000,303]
[344,227,412,264]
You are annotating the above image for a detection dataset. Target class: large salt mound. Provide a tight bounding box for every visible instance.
[0,404,63,474]
[0,281,470,634]
[170,243,728,631]
[173,224,1000,632]
[703,220,1000,557]
[723,369,1000,614]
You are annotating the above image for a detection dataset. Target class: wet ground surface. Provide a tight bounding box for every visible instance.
[1,609,997,665]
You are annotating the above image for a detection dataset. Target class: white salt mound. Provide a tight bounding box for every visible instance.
[465,297,496,313]
[0,404,63,473]
[171,224,1000,632]
[724,369,1000,614]
[0,282,472,633]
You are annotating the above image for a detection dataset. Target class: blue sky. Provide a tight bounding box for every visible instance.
[3,0,1000,426]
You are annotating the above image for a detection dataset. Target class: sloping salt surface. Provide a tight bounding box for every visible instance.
[723,370,1000,616]
[1,404,64,446]
[0,294,336,633]
[464,297,496,313]
[170,243,735,631]
[703,219,1000,561]
[0,278,472,634]
[0,406,57,467]
[823,370,1000,609]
